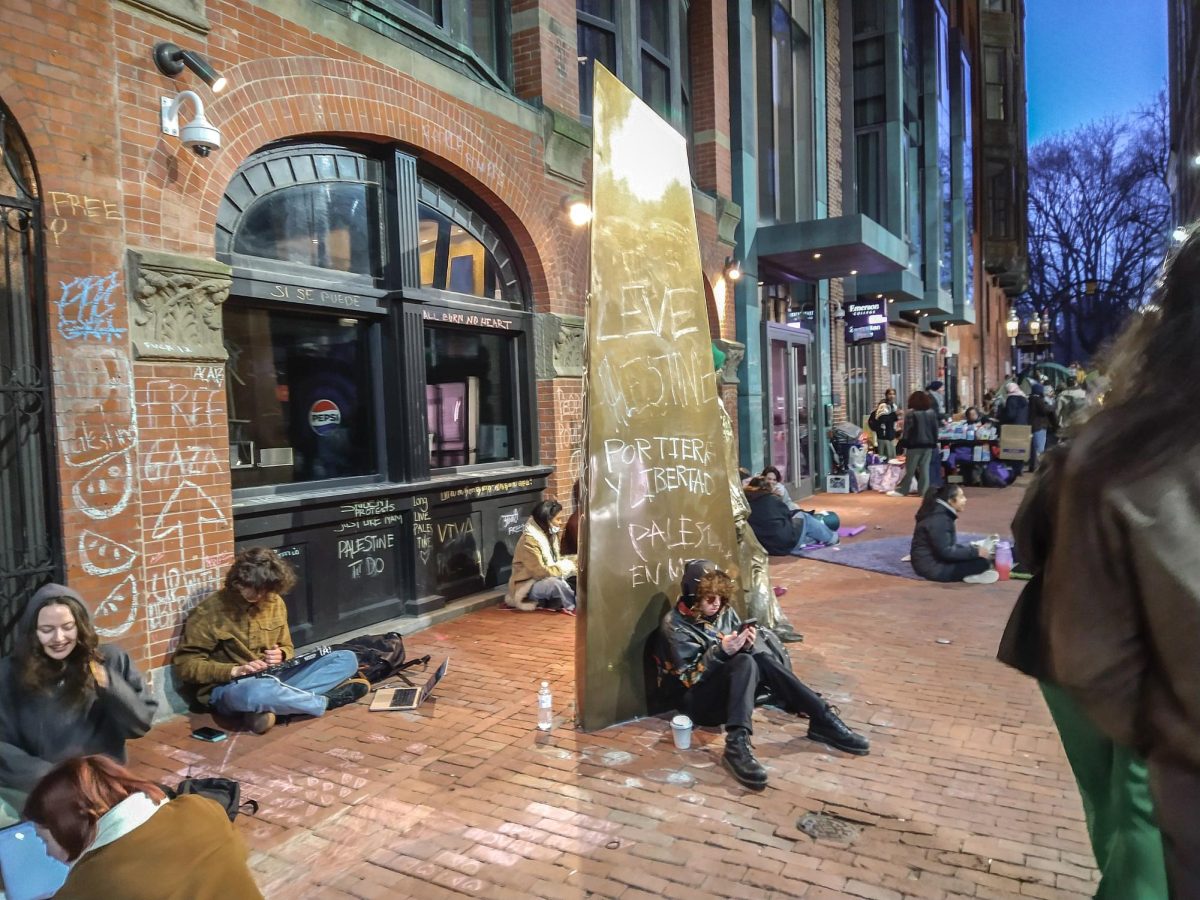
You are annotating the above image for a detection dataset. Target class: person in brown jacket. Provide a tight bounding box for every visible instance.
[23,754,262,899]
[1042,229,1200,898]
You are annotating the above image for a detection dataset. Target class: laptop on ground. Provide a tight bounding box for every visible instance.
[369,658,449,712]
[0,821,69,900]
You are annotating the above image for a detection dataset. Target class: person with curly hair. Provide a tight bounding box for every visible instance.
[0,584,157,825]
[656,561,869,789]
[174,547,362,735]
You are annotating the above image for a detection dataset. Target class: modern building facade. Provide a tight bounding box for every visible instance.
[1169,0,1200,225]
[730,0,1027,496]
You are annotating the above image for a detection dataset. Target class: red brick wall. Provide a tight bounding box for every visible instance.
[3,1,739,672]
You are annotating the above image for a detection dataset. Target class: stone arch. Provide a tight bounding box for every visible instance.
[131,56,559,304]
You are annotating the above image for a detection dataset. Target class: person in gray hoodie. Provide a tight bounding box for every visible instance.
[0,583,157,824]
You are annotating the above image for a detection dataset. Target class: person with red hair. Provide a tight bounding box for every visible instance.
[23,755,262,899]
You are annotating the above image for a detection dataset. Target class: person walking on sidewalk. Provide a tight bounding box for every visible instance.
[656,562,868,789]
[0,584,157,826]
[1027,382,1056,471]
[1042,228,1200,898]
[909,484,997,584]
[888,391,939,498]
[174,547,364,735]
[999,443,1167,899]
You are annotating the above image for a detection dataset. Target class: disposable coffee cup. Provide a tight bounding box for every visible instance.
[670,714,693,750]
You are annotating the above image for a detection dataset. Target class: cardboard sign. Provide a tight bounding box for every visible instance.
[998,425,1032,461]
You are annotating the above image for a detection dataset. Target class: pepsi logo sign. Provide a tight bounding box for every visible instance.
[309,399,341,434]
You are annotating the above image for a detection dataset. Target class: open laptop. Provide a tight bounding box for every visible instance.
[0,821,68,900]
[369,658,449,712]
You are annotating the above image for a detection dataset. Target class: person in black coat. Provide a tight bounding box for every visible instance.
[744,479,837,554]
[910,484,996,583]
[888,391,940,497]
[1027,383,1056,471]
[1000,383,1031,475]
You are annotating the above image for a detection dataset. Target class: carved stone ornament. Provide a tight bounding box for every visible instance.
[714,338,745,386]
[127,248,231,362]
[534,312,585,379]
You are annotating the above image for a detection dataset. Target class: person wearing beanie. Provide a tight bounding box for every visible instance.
[1000,382,1031,476]
[655,562,869,789]
[0,583,158,824]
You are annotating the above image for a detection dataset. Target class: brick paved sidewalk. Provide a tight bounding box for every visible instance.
[129,482,1098,899]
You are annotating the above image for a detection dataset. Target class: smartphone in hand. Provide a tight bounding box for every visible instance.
[191,726,228,743]
[736,618,758,634]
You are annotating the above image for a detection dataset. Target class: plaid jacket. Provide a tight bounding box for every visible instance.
[173,589,294,704]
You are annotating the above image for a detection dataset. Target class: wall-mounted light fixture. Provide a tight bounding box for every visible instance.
[724,256,742,282]
[161,90,221,157]
[154,42,227,93]
[562,196,593,227]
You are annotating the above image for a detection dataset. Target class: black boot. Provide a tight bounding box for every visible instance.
[807,706,870,756]
[723,727,768,789]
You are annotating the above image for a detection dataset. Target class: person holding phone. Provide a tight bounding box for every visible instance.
[174,548,363,735]
[0,584,157,826]
[656,561,869,789]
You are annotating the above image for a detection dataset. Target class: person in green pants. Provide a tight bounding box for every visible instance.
[998,445,1167,898]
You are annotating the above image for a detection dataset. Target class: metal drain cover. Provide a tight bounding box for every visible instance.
[796,812,861,841]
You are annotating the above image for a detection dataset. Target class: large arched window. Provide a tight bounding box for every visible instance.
[417,179,523,307]
[217,141,534,494]
[216,146,384,281]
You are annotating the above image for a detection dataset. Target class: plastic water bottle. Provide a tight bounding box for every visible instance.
[994,541,1013,580]
[537,682,553,731]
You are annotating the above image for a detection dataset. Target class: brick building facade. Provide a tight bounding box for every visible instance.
[0,0,738,694]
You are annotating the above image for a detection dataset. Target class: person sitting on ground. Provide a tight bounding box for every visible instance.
[744,477,838,553]
[24,755,263,899]
[760,465,799,510]
[910,484,997,584]
[656,561,869,789]
[0,584,157,827]
[174,547,364,735]
[505,499,577,612]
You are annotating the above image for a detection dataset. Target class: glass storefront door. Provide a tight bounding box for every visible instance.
[766,323,815,499]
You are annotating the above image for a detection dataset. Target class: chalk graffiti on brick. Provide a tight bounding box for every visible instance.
[147,566,220,632]
[56,271,125,342]
[151,479,228,544]
[78,530,137,577]
[92,574,139,638]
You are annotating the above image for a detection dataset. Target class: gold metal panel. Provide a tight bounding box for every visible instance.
[576,67,739,732]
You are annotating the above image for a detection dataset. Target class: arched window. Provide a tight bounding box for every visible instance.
[417,179,523,307]
[216,146,384,280]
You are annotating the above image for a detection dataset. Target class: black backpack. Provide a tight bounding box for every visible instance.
[167,777,258,821]
[331,631,431,684]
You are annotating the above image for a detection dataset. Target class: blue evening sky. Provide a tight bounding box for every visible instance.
[1025,0,1168,144]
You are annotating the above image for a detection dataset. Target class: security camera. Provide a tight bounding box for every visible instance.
[161,90,221,158]
[181,117,221,156]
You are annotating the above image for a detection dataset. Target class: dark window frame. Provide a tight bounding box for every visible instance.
[217,142,535,500]
[577,0,693,146]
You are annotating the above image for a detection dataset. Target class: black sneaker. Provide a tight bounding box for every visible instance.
[807,707,870,756]
[723,729,768,789]
[324,676,370,711]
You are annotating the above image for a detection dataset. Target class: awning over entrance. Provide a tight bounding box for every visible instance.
[753,214,909,281]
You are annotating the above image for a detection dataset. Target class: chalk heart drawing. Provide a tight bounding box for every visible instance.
[92,573,138,638]
[56,271,126,343]
[78,530,136,576]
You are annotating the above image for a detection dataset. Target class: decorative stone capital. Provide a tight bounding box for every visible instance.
[534,312,585,379]
[126,248,231,362]
[714,338,745,385]
[716,197,742,246]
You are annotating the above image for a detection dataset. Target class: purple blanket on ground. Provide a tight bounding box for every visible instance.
[793,533,989,580]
